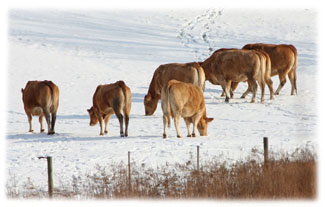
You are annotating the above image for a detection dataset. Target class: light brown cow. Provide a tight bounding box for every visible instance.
[242,43,298,95]
[200,48,266,103]
[144,62,205,116]
[231,50,274,101]
[161,80,213,138]
[87,81,131,137]
[21,80,59,135]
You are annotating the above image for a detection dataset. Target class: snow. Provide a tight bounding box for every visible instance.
[6,9,317,194]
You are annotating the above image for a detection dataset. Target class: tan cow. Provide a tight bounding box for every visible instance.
[21,80,59,135]
[144,62,205,116]
[200,48,266,103]
[87,81,131,137]
[242,43,298,95]
[231,50,274,101]
[161,80,213,138]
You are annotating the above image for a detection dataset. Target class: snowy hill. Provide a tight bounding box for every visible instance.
[7,9,317,192]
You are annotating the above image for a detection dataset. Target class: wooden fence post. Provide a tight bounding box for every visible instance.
[128,151,131,193]
[263,137,269,164]
[38,156,53,198]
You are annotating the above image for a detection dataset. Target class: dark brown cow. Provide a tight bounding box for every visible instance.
[87,81,131,137]
[242,43,298,95]
[161,80,213,138]
[200,48,266,103]
[144,62,205,116]
[21,80,59,135]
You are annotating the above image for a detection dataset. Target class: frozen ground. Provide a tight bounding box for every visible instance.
[6,9,317,193]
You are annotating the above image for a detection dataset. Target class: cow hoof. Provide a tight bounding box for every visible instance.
[240,95,245,99]
[187,134,192,137]
[192,133,196,137]
[225,99,229,103]
[40,129,45,133]
[250,100,255,103]
[48,131,55,135]
[120,134,125,137]
[100,133,104,136]
[163,134,167,138]
[177,135,181,138]
[274,92,279,95]
[29,130,34,133]
[104,130,108,134]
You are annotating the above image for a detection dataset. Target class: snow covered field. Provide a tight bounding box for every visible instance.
[6,9,317,193]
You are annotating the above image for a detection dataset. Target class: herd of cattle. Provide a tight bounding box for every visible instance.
[21,43,298,138]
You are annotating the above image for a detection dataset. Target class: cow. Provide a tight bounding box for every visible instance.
[161,80,213,138]
[21,80,59,135]
[200,48,266,103]
[144,62,205,116]
[87,81,131,137]
[242,43,298,95]
[229,50,274,101]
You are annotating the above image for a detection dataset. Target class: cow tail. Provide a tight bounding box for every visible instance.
[116,81,131,115]
[289,45,298,94]
[195,62,206,91]
[43,80,55,107]
[161,84,171,127]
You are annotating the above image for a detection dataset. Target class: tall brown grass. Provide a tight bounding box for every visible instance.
[6,148,316,199]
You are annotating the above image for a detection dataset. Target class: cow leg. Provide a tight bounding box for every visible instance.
[163,114,169,138]
[116,113,124,137]
[288,69,297,95]
[27,113,33,132]
[257,79,265,104]
[124,113,129,137]
[241,84,251,99]
[174,113,182,138]
[248,79,257,103]
[184,118,192,137]
[230,82,239,98]
[266,77,274,100]
[104,114,112,134]
[274,74,287,95]
[98,115,104,136]
[44,109,52,135]
[50,112,56,134]
[39,115,45,133]
[225,80,232,103]
[220,79,231,103]
[191,113,202,137]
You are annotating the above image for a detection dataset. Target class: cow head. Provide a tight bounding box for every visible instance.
[197,116,214,136]
[144,94,158,116]
[87,107,98,126]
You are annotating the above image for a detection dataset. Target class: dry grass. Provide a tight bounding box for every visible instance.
[6,148,316,199]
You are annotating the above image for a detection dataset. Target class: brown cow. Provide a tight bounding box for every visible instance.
[87,81,131,137]
[21,80,59,135]
[200,48,266,103]
[144,62,205,116]
[161,80,213,138]
[242,43,298,95]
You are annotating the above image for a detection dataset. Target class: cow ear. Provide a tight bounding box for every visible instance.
[87,109,91,113]
[21,88,24,93]
[207,117,214,123]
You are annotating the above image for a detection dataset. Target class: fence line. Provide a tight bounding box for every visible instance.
[35,137,270,198]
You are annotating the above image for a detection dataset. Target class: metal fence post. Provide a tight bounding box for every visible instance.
[38,156,53,198]
[128,151,131,193]
[197,146,200,171]
[263,137,269,164]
